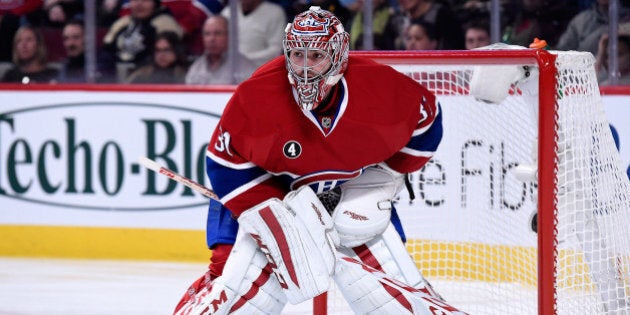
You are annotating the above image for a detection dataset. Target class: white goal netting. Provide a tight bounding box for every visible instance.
[322,48,630,315]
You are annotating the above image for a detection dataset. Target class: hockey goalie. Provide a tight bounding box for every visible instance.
[174,6,467,315]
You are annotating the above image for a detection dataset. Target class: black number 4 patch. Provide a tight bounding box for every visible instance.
[283,141,302,159]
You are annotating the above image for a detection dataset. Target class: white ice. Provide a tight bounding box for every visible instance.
[0,257,314,315]
[0,257,559,314]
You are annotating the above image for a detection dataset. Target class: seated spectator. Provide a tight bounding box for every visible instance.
[345,0,398,50]
[403,18,438,50]
[58,18,86,82]
[0,1,44,62]
[1,25,59,83]
[118,0,222,55]
[58,19,114,82]
[186,15,257,85]
[126,30,188,83]
[395,0,464,49]
[556,0,629,56]
[595,22,630,85]
[100,0,183,75]
[501,0,577,48]
[221,0,286,67]
[464,19,491,49]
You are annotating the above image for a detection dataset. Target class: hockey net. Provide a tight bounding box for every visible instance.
[315,47,630,314]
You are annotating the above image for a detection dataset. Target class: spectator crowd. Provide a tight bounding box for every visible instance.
[1,0,629,85]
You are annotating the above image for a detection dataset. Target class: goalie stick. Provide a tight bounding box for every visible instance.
[137,156,218,200]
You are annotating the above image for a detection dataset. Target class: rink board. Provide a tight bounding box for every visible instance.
[0,85,629,265]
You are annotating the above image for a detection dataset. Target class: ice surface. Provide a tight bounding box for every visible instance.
[0,257,314,315]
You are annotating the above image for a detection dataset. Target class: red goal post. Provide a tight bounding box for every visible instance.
[312,48,630,314]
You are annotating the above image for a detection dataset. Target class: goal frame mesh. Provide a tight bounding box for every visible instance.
[310,49,630,315]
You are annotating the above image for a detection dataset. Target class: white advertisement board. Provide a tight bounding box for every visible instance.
[0,89,230,230]
[604,95,630,177]
[1,87,628,239]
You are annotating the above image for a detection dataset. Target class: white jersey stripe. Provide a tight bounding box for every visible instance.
[220,173,274,204]
[399,147,434,157]
[207,149,257,170]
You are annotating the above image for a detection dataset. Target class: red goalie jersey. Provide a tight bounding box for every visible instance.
[206,55,443,217]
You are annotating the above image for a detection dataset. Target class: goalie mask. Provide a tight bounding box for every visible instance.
[283,6,350,110]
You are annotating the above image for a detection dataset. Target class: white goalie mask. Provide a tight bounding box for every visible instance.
[283,6,350,110]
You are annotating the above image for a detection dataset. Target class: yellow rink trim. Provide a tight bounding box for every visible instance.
[406,239,538,286]
[0,225,209,262]
[406,239,612,290]
[1,225,618,290]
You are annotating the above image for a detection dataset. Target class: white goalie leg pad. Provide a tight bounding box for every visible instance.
[175,231,287,315]
[333,164,405,247]
[238,186,338,304]
[333,254,468,314]
[341,223,444,300]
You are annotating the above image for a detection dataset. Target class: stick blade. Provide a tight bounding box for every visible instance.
[138,156,162,172]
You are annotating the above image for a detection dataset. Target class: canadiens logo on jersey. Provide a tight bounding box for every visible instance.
[294,15,330,36]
